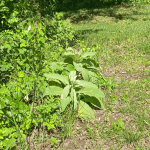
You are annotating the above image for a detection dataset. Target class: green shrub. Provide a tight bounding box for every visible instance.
[0,73,61,149]
[0,21,48,83]
[0,13,76,148]
[43,12,76,61]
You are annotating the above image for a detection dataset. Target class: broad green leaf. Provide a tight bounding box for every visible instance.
[80,69,99,84]
[73,62,82,72]
[73,62,89,81]
[61,85,70,100]
[66,64,75,71]
[74,61,99,83]
[70,88,77,109]
[50,62,64,71]
[81,68,90,81]
[78,101,95,119]
[62,71,69,76]
[83,95,104,109]
[77,87,105,98]
[66,47,73,51]
[64,52,74,56]
[81,52,96,59]
[82,58,99,67]
[64,57,73,64]
[44,86,63,96]
[69,71,76,82]
[75,80,98,89]
[87,70,99,83]
[44,73,69,84]
[60,97,71,112]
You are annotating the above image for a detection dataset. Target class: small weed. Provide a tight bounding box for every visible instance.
[122,92,130,103]
[50,137,58,148]
[123,128,143,143]
[111,117,125,131]
[86,123,97,140]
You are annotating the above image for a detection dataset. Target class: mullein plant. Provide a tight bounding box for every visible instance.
[44,47,105,119]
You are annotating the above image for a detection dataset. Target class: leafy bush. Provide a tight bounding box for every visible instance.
[0,73,62,149]
[0,0,52,31]
[0,0,18,30]
[0,12,75,148]
[0,20,48,83]
[0,12,75,81]
[43,12,76,61]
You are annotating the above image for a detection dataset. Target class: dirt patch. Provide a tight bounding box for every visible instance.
[94,110,135,125]
[101,66,142,82]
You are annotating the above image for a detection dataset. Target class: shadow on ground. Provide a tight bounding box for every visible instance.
[63,4,150,23]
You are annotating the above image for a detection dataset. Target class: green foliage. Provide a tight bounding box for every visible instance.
[0,13,74,82]
[50,137,58,148]
[0,0,18,30]
[0,20,48,80]
[0,11,75,148]
[110,117,125,131]
[44,47,105,120]
[0,0,39,30]
[44,13,76,61]
[55,0,133,11]
[0,71,61,148]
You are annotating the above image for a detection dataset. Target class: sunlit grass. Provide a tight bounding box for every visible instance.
[63,3,150,149]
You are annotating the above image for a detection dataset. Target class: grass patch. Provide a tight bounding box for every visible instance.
[57,3,150,149]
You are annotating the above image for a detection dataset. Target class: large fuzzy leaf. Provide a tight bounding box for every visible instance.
[81,68,90,81]
[77,87,105,98]
[78,101,95,119]
[64,52,74,56]
[73,62,89,81]
[73,62,98,82]
[73,62,82,72]
[62,71,69,76]
[66,64,75,72]
[81,52,96,59]
[44,86,63,96]
[69,71,76,82]
[44,73,69,84]
[66,47,74,51]
[61,85,70,100]
[83,95,104,109]
[70,88,77,109]
[60,97,71,112]
[64,57,73,64]
[82,58,99,67]
[75,80,98,89]
[49,62,64,71]
[84,70,99,84]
